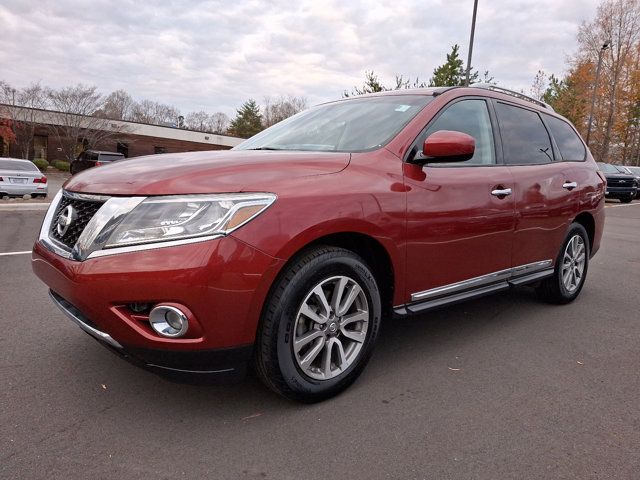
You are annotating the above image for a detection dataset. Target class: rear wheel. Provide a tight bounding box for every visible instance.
[536,223,589,304]
[255,246,381,402]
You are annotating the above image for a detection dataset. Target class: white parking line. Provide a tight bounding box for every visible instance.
[605,202,640,208]
[0,250,31,257]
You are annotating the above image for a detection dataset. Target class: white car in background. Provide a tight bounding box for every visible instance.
[0,157,48,198]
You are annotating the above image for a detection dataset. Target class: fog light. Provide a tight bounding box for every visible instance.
[149,305,189,338]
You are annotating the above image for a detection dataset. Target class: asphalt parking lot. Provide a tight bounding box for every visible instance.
[1,201,639,479]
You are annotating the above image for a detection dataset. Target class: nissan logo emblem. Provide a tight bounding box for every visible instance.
[56,205,77,236]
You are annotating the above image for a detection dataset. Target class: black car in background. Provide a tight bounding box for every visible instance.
[598,162,638,203]
[617,165,640,198]
[70,150,125,175]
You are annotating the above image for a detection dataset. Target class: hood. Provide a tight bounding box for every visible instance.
[602,172,636,180]
[64,150,350,195]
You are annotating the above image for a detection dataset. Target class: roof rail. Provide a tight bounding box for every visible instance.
[471,83,554,111]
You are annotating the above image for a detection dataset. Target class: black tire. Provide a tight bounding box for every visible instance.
[255,246,382,403]
[536,223,590,304]
[620,195,633,203]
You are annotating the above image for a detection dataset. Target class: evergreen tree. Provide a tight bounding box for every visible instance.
[228,99,263,138]
[428,44,487,87]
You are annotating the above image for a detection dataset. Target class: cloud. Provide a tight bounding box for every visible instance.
[0,0,600,116]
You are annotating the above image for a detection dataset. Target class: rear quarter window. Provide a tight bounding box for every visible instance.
[544,115,586,161]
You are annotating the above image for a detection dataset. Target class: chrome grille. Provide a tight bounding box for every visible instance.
[49,194,105,250]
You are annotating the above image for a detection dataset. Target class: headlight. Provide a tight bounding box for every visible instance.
[72,193,275,260]
[106,194,276,248]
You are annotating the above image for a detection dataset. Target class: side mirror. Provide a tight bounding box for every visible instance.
[416,130,475,164]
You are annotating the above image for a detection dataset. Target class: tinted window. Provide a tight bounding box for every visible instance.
[416,99,495,165]
[0,159,38,171]
[544,115,585,161]
[496,103,553,165]
[235,95,433,152]
[98,154,124,162]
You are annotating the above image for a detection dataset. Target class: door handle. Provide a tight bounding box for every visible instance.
[491,187,512,197]
[563,181,578,190]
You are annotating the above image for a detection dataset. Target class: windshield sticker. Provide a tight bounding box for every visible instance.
[395,105,412,112]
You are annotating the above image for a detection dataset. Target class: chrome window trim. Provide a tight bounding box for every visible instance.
[409,259,553,302]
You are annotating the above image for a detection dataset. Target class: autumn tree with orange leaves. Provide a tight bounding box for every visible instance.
[538,0,640,165]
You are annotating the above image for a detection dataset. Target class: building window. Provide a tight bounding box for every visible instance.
[33,135,48,161]
[154,146,167,154]
[117,142,129,158]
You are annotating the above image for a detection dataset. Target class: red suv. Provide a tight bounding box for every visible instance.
[33,86,605,402]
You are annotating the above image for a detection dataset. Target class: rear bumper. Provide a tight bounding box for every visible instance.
[49,289,253,383]
[0,183,47,196]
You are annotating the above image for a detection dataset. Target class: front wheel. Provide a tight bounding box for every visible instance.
[536,223,590,304]
[255,246,381,402]
[620,195,633,203]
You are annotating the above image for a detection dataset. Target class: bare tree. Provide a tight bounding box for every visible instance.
[46,84,130,161]
[100,89,134,120]
[130,99,180,125]
[185,110,210,131]
[209,112,229,134]
[262,95,308,128]
[0,82,49,159]
[530,70,547,101]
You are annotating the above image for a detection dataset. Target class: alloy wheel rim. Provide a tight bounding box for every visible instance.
[561,235,586,293]
[292,275,369,381]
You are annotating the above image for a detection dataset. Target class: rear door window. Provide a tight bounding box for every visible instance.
[495,102,554,165]
[543,115,586,161]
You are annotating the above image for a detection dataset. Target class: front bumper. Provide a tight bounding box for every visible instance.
[605,186,637,198]
[33,235,284,381]
[49,290,252,382]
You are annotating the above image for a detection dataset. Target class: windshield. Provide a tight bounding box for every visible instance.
[627,166,640,174]
[234,95,433,152]
[598,162,622,174]
[0,159,38,171]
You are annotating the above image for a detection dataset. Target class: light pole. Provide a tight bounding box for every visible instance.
[465,0,479,87]
[585,40,611,147]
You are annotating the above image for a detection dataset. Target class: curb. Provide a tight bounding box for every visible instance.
[0,203,50,211]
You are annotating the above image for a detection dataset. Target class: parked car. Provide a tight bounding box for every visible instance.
[70,150,125,175]
[618,165,640,198]
[33,85,605,402]
[0,157,48,198]
[598,162,637,203]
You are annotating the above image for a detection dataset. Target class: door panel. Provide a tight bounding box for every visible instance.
[493,101,578,267]
[404,164,515,299]
[508,163,576,267]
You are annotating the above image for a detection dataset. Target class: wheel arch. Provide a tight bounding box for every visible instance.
[573,211,595,253]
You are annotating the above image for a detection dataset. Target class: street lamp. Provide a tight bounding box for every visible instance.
[465,0,479,87]
[585,40,612,147]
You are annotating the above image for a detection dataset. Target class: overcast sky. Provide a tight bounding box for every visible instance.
[0,0,600,117]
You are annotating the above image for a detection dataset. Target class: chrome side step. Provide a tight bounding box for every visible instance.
[394,262,554,316]
[49,290,123,349]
